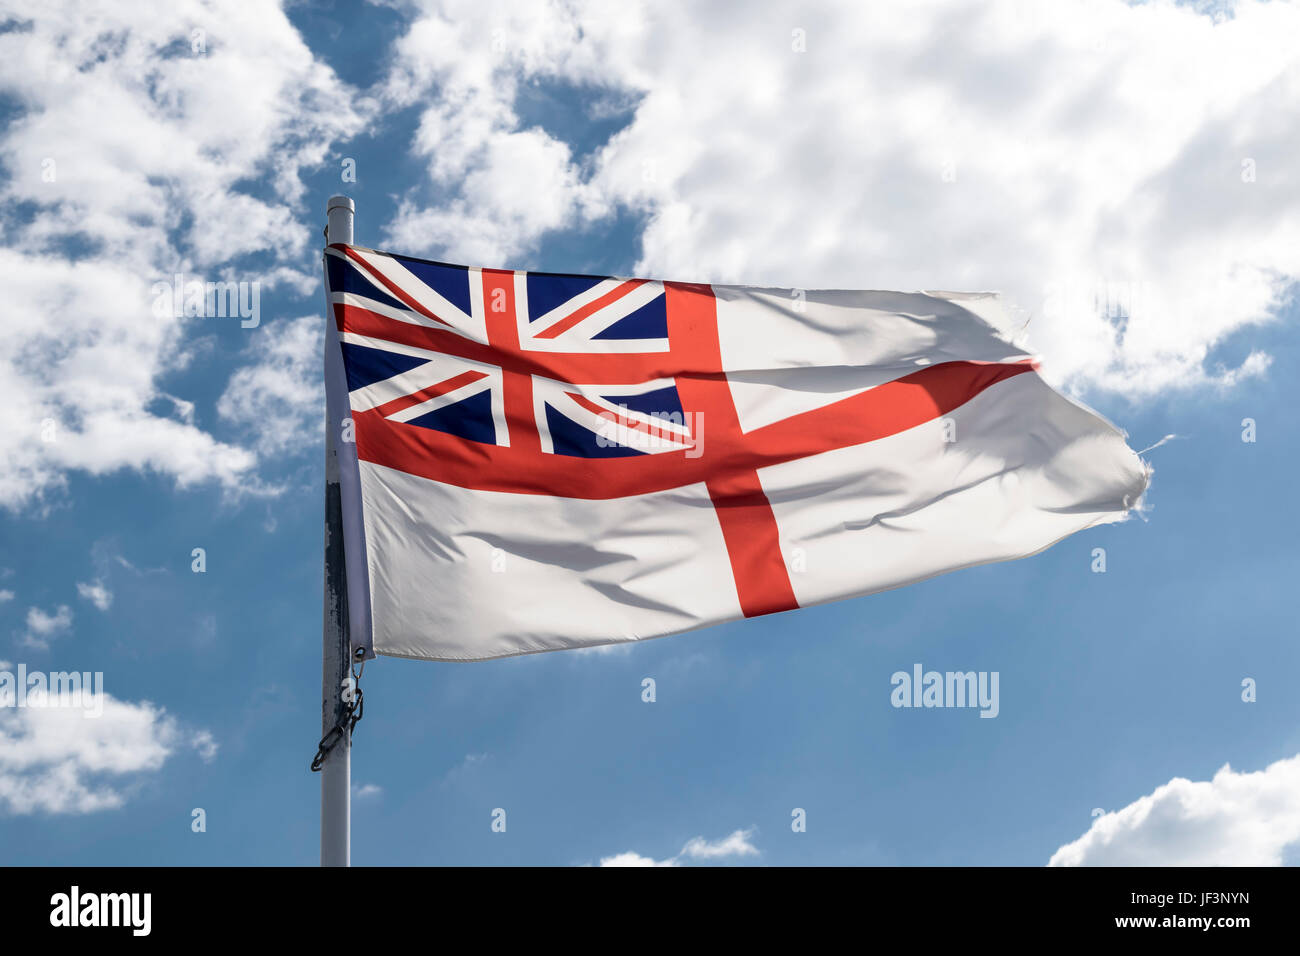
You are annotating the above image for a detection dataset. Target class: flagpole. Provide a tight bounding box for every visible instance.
[321,194,355,867]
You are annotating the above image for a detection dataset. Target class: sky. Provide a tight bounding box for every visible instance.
[1,0,1298,866]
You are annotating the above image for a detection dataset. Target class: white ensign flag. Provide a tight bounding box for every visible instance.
[324,243,1149,661]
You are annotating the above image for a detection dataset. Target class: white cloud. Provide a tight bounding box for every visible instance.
[189,729,219,764]
[76,579,113,612]
[378,0,613,263]
[217,315,324,456]
[599,827,759,866]
[0,1,366,509]
[0,691,214,814]
[352,783,382,799]
[6,0,1293,510]
[680,828,761,860]
[20,604,72,649]
[382,0,1300,397]
[0,590,13,604]
[598,851,673,867]
[1049,753,1300,866]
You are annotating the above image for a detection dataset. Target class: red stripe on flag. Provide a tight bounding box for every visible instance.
[482,269,539,453]
[706,471,800,617]
[371,370,487,419]
[339,246,454,328]
[350,356,1034,499]
[533,279,650,339]
[565,392,689,445]
[664,282,800,618]
[744,359,1036,457]
[338,301,696,383]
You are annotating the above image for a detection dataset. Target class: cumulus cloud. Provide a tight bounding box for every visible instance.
[0,1,366,509]
[378,0,617,263]
[1049,753,1300,866]
[19,604,73,649]
[76,579,113,612]
[217,315,324,456]
[4,0,1294,509]
[381,0,1300,397]
[598,827,759,866]
[0,691,215,814]
[680,828,761,860]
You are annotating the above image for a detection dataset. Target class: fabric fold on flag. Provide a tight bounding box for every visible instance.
[323,243,1149,662]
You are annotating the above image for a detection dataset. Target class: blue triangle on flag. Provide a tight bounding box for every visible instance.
[599,384,683,420]
[406,388,496,444]
[527,273,607,323]
[342,343,428,392]
[328,254,410,315]
[546,405,645,458]
[591,295,667,340]
[388,255,473,317]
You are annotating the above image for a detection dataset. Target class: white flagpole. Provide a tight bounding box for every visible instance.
[321,194,355,867]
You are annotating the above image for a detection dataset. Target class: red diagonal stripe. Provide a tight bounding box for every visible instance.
[533,279,650,339]
[565,393,690,445]
[338,246,454,328]
[372,370,487,419]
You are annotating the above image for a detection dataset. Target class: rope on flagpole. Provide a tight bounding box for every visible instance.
[312,650,365,772]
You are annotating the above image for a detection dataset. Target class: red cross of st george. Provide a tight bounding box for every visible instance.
[332,245,1034,618]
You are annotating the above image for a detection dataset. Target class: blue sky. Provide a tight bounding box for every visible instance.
[2,0,1298,866]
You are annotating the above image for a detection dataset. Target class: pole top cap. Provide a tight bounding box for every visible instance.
[327,195,355,213]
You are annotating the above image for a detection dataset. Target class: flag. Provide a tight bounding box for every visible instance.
[323,243,1148,662]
